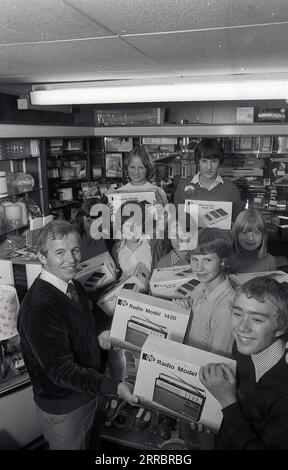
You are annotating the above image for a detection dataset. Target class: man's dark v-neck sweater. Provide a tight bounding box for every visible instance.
[17,278,113,414]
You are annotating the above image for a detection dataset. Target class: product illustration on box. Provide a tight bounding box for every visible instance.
[134,336,236,433]
[125,316,168,349]
[75,252,117,292]
[109,289,189,352]
[185,200,232,230]
[153,373,206,422]
[150,265,200,299]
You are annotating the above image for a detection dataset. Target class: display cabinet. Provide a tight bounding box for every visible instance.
[45,137,91,219]
[0,138,45,240]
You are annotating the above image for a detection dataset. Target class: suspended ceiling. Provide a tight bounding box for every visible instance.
[0,0,288,94]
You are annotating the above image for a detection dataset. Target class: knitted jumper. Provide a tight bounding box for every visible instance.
[17,278,114,414]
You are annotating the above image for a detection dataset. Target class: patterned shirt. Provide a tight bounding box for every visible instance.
[252,339,285,382]
[191,172,224,191]
[185,277,234,357]
[117,238,152,276]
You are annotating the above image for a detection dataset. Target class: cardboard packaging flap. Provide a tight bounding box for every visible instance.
[150,265,200,299]
[97,262,151,316]
[228,270,288,289]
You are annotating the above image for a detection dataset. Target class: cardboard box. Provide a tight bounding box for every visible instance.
[108,190,157,222]
[97,262,150,316]
[134,336,236,432]
[105,137,133,152]
[185,200,232,230]
[75,251,117,292]
[0,260,41,289]
[149,265,200,299]
[25,263,42,288]
[0,260,14,285]
[110,289,190,352]
[142,137,177,145]
[228,270,288,290]
[236,107,254,124]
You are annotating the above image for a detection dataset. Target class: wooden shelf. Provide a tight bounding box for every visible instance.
[0,223,29,236]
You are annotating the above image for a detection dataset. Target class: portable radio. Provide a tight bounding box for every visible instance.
[153,373,206,422]
[125,316,168,348]
[175,278,200,297]
[202,208,228,225]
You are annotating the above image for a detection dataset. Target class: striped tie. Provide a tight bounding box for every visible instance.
[66,281,80,303]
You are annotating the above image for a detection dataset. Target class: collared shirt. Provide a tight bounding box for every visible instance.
[117,237,152,276]
[185,277,234,357]
[40,268,68,295]
[252,339,285,382]
[191,172,224,191]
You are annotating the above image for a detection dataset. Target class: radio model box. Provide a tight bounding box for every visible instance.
[185,200,232,230]
[75,251,117,292]
[107,190,156,220]
[228,270,288,290]
[149,265,200,299]
[110,289,189,352]
[97,262,150,316]
[134,336,236,432]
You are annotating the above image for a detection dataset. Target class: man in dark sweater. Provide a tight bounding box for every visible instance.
[173,138,243,221]
[17,220,126,450]
[200,276,288,450]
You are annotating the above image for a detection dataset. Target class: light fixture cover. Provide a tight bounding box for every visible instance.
[30,78,288,105]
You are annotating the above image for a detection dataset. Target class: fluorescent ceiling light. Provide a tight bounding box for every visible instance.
[30,79,288,105]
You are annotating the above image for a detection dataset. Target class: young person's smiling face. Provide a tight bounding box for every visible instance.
[127,156,147,186]
[238,229,263,252]
[190,252,222,285]
[232,292,283,355]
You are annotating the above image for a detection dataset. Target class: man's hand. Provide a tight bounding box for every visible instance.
[117,381,139,406]
[98,330,121,351]
[98,330,113,350]
[199,363,237,409]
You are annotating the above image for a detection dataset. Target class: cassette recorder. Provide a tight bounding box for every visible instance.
[125,316,168,348]
[153,373,206,422]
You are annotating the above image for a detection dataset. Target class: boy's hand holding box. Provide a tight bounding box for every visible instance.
[134,336,236,433]
[75,251,117,292]
[109,289,190,352]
